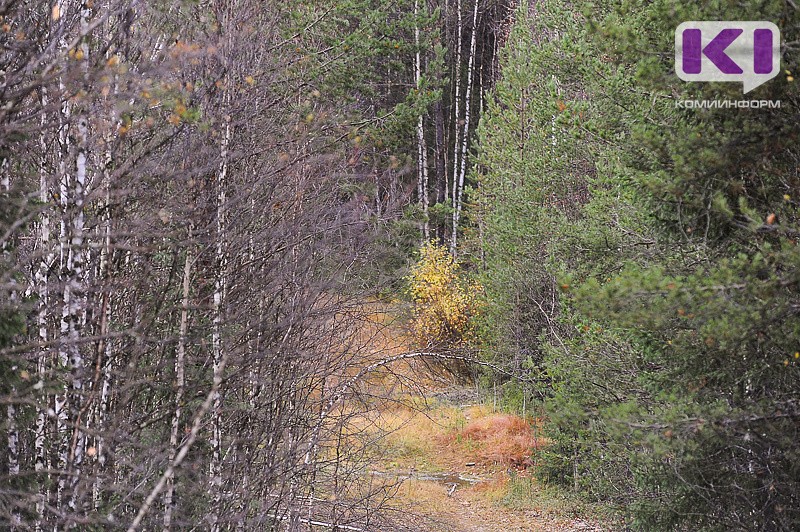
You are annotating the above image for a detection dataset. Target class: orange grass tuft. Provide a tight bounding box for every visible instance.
[447,414,543,468]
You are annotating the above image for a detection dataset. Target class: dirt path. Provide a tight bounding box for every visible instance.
[391,473,605,531]
[359,308,613,531]
[446,491,602,532]
[368,399,612,531]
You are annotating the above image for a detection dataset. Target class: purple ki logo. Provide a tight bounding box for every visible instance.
[675,22,780,93]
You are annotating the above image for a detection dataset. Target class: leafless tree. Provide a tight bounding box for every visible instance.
[0,0,441,529]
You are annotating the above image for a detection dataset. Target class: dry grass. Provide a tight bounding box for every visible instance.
[370,403,466,471]
[394,478,453,513]
[358,398,616,529]
[371,402,544,470]
[443,411,544,468]
[329,303,615,529]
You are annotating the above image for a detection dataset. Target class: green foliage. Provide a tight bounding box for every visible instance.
[0,183,33,497]
[284,0,447,289]
[284,0,441,149]
[406,242,482,349]
[468,0,800,528]
[0,184,30,385]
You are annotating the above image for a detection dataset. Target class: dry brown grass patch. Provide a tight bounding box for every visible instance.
[445,413,543,468]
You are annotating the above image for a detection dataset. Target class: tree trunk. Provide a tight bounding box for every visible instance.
[92,20,119,509]
[55,60,72,515]
[34,84,51,531]
[415,0,430,241]
[164,233,192,530]
[450,0,463,252]
[209,91,231,532]
[451,0,479,256]
[65,6,91,514]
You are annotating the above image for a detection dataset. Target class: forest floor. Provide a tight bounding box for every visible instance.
[355,307,618,531]
[368,398,614,531]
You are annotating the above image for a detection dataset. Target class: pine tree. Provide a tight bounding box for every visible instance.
[469,0,800,529]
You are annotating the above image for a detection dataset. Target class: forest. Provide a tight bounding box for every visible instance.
[0,0,798,530]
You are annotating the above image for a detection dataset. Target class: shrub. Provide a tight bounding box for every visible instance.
[406,242,482,349]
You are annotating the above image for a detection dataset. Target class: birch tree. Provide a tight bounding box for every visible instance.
[415,0,430,241]
[451,0,479,255]
[0,0,513,528]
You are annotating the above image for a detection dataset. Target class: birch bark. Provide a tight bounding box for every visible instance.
[163,232,192,530]
[91,11,119,509]
[415,0,430,241]
[34,86,52,530]
[209,90,231,532]
[450,0,463,252]
[64,4,91,515]
[451,0,479,256]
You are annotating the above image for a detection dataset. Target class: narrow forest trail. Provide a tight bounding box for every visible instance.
[367,400,610,532]
[356,306,612,531]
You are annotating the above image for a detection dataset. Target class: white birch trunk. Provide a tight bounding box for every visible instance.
[288,382,301,530]
[451,0,479,256]
[450,0,463,252]
[66,115,88,514]
[6,403,19,525]
[54,3,90,515]
[237,192,260,529]
[6,397,18,486]
[209,96,231,532]
[55,71,71,514]
[0,145,8,191]
[415,0,430,241]
[54,0,73,511]
[163,233,192,530]
[34,86,51,531]
[67,6,90,512]
[92,86,116,511]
